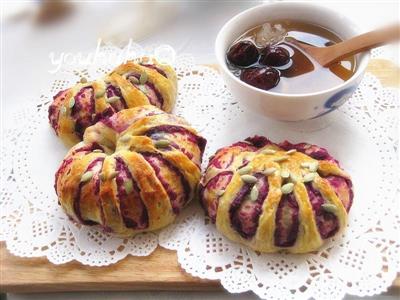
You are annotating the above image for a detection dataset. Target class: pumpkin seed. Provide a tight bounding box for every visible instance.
[80,77,88,83]
[139,72,148,84]
[80,171,93,183]
[321,203,337,214]
[130,76,140,84]
[263,167,277,176]
[261,149,276,155]
[301,162,311,168]
[216,190,225,197]
[151,133,164,140]
[290,173,298,183]
[240,174,258,184]
[281,170,290,179]
[250,185,259,201]
[273,156,289,163]
[60,106,67,115]
[238,165,252,175]
[93,149,103,153]
[124,180,133,194]
[286,149,297,155]
[95,89,105,98]
[68,98,75,108]
[309,161,319,172]
[139,85,148,95]
[108,171,118,179]
[106,96,120,103]
[120,135,131,143]
[154,139,170,148]
[303,172,317,183]
[281,182,294,194]
[99,173,106,181]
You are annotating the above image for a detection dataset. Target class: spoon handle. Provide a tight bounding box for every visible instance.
[323,23,400,66]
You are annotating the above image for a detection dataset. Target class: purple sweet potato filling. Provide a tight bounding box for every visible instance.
[274,193,299,247]
[145,125,207,166]
[48,104,59,132]
[207,142,256,170]
[169,140,193,160]
[210,151,234,169]
[199,171,233,222]
[92,160,106,226]
[92,106,115,124]
[115,157,148,229]
[73,157,104,225]
[145,82,164,108]
[142,152,191,214]
[140,63,168,77]
[90,85,127,125]
[101,109,162,133]
[106,84,127,112]
[74,142,104,153]
[324,176,353,212]
[48,89,70,134]
[55,143,104,193]
[71,86,95,138]
[229,173,269,238]
[279,141,338,164]
[305,183,339,239]
[127,74,164,108]
[54,157,73,194]
[238,159,251,169]
[245,135,273,148]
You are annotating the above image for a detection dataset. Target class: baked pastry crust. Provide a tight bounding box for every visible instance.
[49,58,177,147]
[55,105,206,236]
[199,136,353,253]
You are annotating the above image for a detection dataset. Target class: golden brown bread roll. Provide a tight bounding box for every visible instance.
[49,58,177,147]
[199,136,353,253]
[55,105,206,236]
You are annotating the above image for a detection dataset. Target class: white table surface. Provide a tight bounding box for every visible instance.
[1,1,399,299]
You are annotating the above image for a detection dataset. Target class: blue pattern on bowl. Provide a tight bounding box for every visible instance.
[311,86,357,119]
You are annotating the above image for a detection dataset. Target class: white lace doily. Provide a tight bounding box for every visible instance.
[372,45,399,65]
[1,44,399,299]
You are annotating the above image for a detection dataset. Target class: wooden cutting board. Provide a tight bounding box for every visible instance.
[1,59,399,293]
[0,242,220,293]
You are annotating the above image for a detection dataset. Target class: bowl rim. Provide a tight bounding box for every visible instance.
[215,2,370,98]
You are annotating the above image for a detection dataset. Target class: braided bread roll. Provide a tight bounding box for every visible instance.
[49,58,177,147]
[55,105,206,236]
[199,136,353,253]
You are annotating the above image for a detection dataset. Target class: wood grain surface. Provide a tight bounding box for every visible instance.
[0,59,399,293]
[0,242,220,293]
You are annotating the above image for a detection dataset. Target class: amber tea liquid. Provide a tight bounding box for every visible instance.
[231,20,357,94]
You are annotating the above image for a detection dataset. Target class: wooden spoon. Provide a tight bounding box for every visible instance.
[290,23,400,67]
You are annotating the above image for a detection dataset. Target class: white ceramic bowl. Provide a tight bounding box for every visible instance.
[215,2,370,121]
